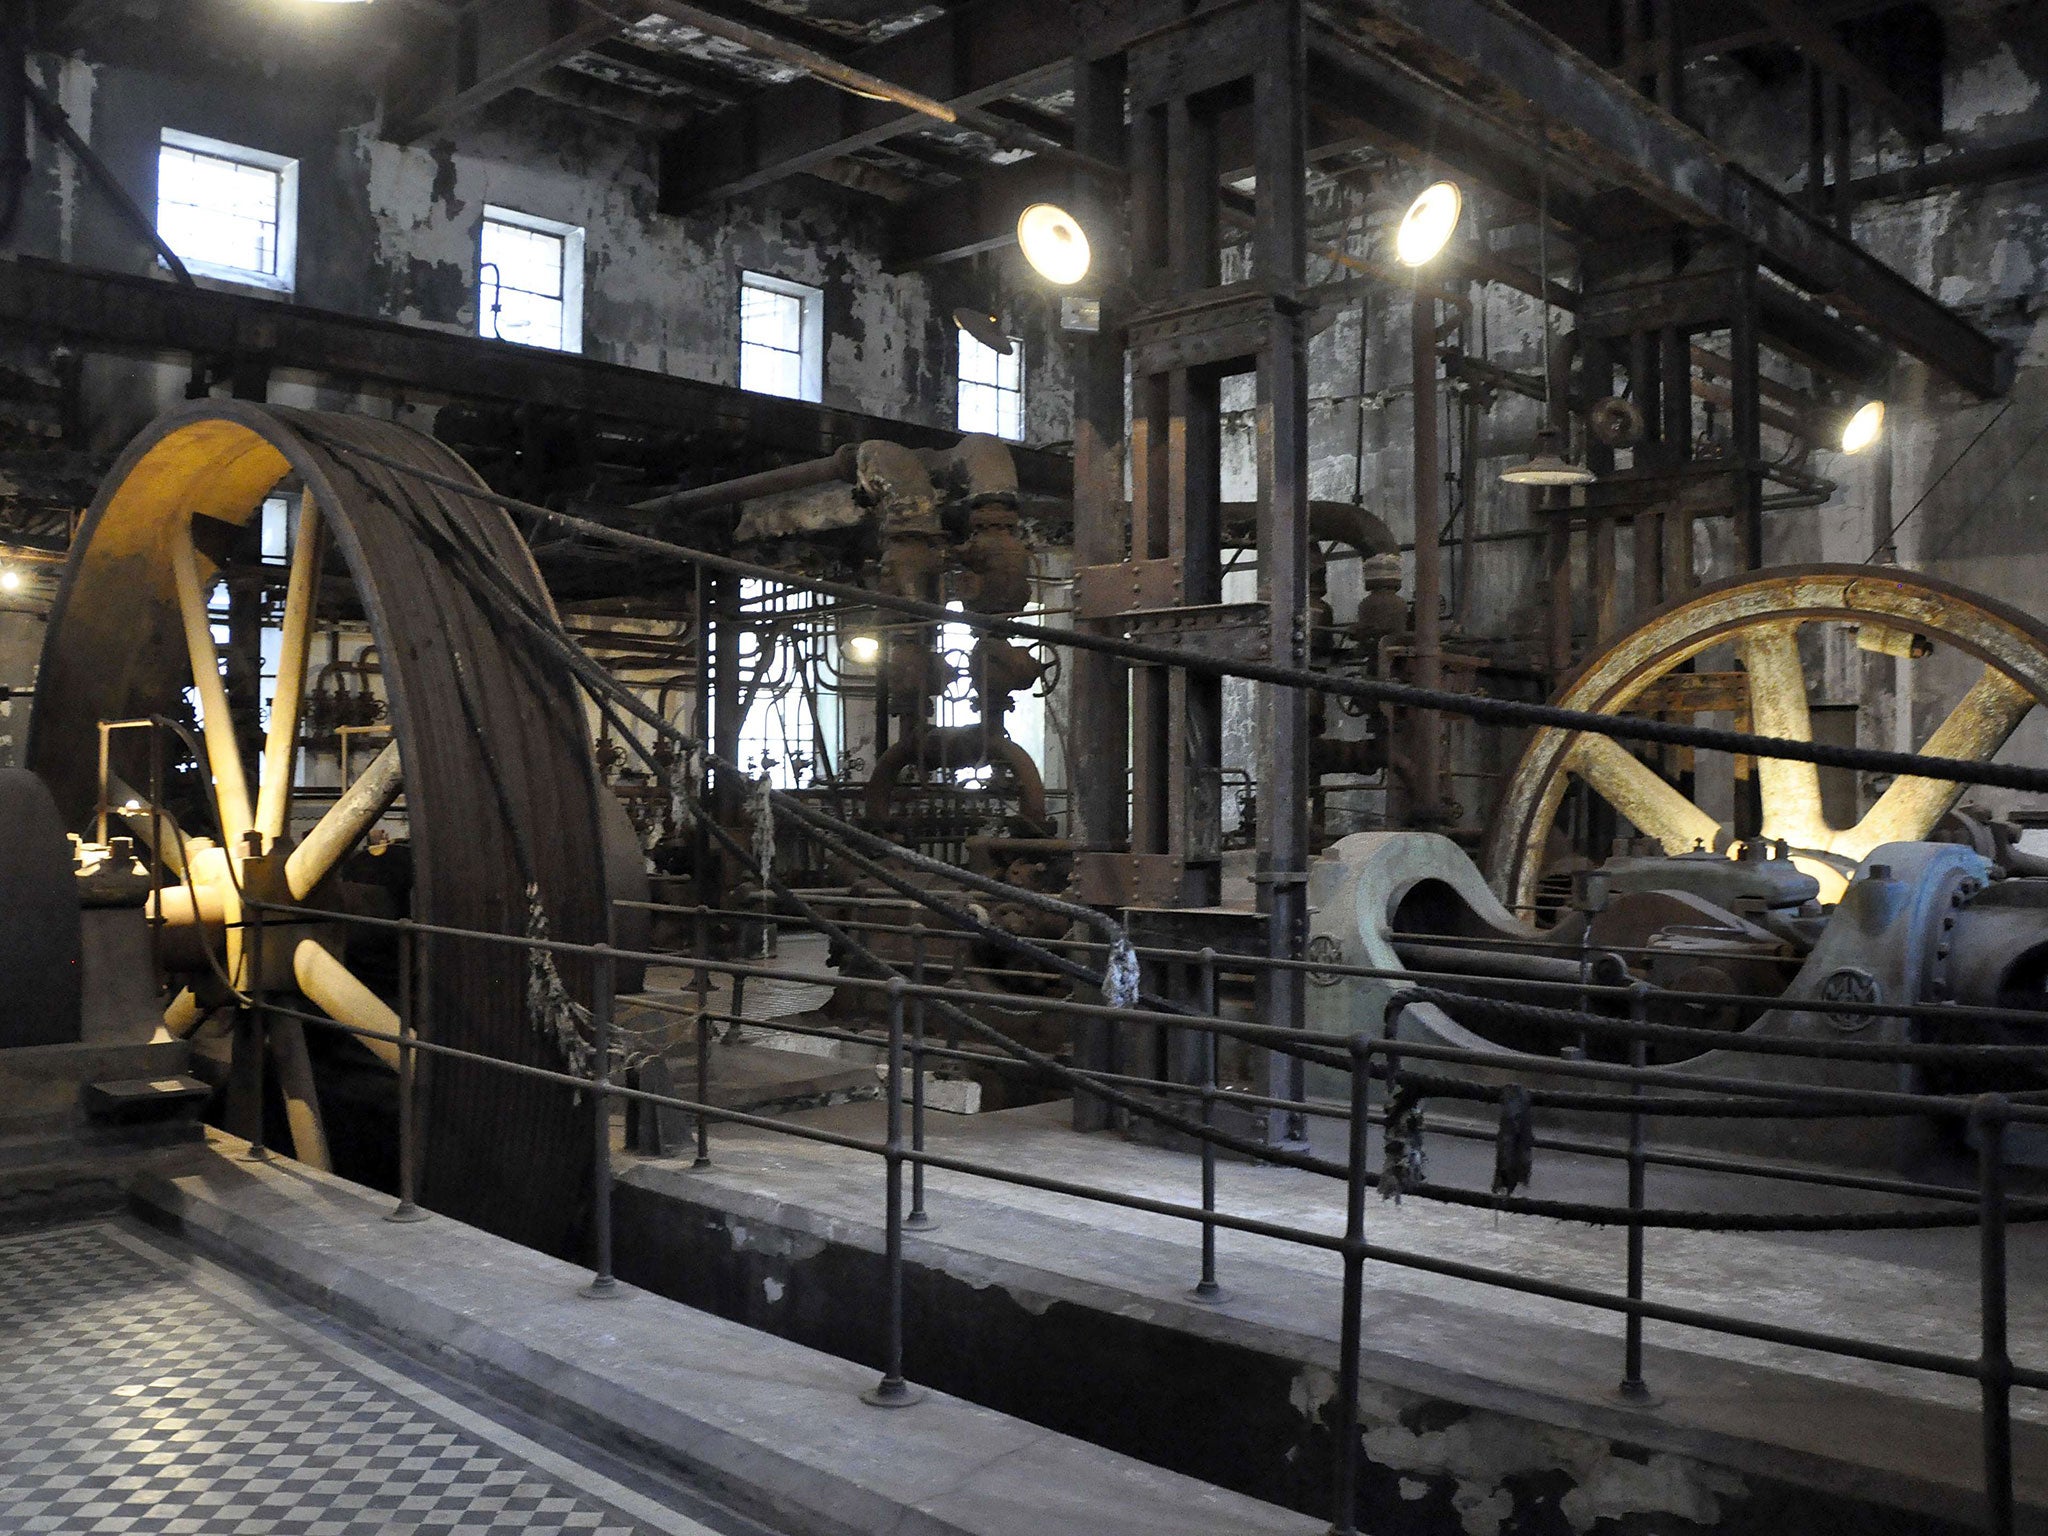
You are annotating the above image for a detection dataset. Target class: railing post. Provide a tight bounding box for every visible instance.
[907,922,932,1230]
[239,890,269,1162]
[1976,1094,2014,1536]
[1619,980,1652,1400]
[693,904,713,1168]
[1192,946,1221,1301]
[145,724,165,983]
[1328,1032,1372,1536]
[581,944,623,1299]
[863,978,922,1406]
[387,918,430,1223]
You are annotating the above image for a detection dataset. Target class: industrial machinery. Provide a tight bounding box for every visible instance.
[1299,566,2048,1168]
[28,401,626,1255]
[1487,565,2048,911]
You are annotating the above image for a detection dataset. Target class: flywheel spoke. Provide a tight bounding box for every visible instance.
[170,522,254,846]
[1736,622,1826,850]
[256,489,323,844]
[284,740,403,900]
[293,938,402,1070]
[1568,734,1724,855]
[163,985,208,1037]
[268,1018,334,1171]
[1836,666,2037,863]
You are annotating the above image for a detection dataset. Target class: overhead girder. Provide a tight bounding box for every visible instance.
[860,0,1994,395]
[30,401,617,1258]
[0,258,1075,504]
[656,0,1080,210]
[1313,0,2004,398]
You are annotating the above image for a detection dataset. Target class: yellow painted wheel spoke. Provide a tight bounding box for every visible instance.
[285,740,403,900]
[257,490,323,844]
[1569,734,1724,854]
[1836,666,2037,863]
[293,938,402,1070]
[1737,622,1826,850]
[170,522,254,846]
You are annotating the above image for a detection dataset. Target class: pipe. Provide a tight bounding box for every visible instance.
[1393,941,1629,988]
[23,77,193,286]
[633,443,858,518]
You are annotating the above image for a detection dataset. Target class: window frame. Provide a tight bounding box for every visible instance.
[155,128,299,294]
[955,329,1026,442]
[738,270,825,404]
[477,204,586,354]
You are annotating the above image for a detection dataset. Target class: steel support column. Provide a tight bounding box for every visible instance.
[1067,0,1312,1143]
[1067,52,1129,1132]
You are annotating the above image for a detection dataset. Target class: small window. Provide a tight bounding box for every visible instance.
[479,206,585,353]
[155,129,297,292]
[740,272,824,403]
[957,330,1023,441]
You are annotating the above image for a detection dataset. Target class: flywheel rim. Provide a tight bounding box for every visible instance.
[30,400,614,1256]
[1484,564,2048,914]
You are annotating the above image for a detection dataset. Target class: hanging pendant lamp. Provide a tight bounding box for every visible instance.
[1501,165,1595,488]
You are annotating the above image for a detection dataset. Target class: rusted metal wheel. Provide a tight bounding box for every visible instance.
[1484,565,2048,913]
[30,401,612,1256]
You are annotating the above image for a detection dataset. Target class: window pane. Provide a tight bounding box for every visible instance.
[956,332,1023,440]
[480,215,574,350]
[157,144,283,278]
[739,278,816,401]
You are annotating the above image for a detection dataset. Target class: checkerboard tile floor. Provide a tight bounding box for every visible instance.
[0,1223,659,1535]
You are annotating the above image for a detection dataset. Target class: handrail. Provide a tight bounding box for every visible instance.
[224,896,2034,1535]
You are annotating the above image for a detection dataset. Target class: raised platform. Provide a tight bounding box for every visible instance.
[613,1099,2048,1536]
[128,1131,1322,1536]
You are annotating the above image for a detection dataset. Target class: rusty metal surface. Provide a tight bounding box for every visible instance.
[1484,564,2048,914]
[30,402,608,1257]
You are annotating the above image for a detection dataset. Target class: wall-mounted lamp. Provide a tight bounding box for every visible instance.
[0,569,20,593]
[1016,203,1091,286]
[1395,181,1462,267]
[1840,400,1886,455]
[846,634,881,666]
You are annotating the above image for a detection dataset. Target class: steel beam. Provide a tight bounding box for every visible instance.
[384,0,623,143]
[657,0,1079,210]
[1317,0,2006,397]
[1734,0,1940,144]
[0,256,1075,499]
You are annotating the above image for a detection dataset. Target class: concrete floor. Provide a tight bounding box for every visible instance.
[662,1095,2045,1424]
[615,1085,2048,1528]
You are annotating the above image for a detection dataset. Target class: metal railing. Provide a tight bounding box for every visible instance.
[226,892,2046,1536]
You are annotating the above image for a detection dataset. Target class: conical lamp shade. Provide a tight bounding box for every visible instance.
[1500,427,1596,487]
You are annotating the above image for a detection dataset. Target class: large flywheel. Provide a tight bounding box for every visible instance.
[1485,565,2048,913]
[30,401,615,1256]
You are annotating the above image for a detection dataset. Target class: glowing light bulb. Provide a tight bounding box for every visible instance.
[1016,203,1091,286]
[0,570,19,592]
[1841,400,1885,455]
[847,634,881,665]
[1395,182,1463,267]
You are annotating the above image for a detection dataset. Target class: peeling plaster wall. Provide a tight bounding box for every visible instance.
[1693,8,2048,823]
[7,49,1070,454]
